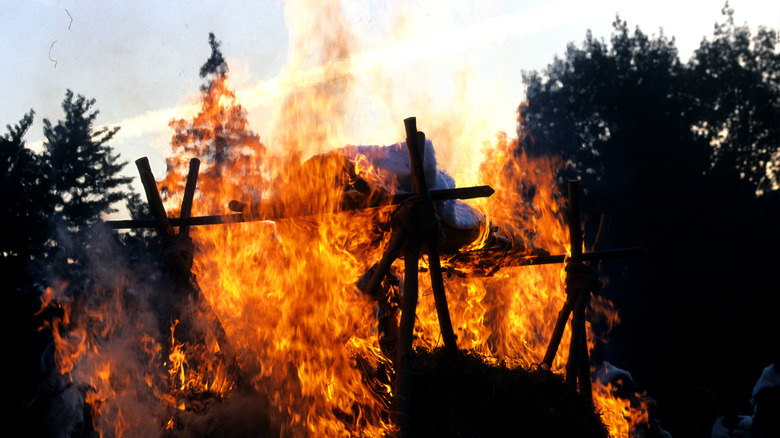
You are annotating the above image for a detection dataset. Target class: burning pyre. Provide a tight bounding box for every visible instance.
[34,4,653,437]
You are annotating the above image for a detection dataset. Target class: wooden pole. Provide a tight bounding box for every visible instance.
[136,157,174,237]
[566,279,589,390]
[229,186,495,213]
[360,229,405,315]
[135,157,245,386]
[578,214,610,404]
[393,228,420,438]
[393,119,425,438]
[567,180,583,262]
[359,227,405,356]
[179,158,200,236]
[542,180,583,370]
[516,247,642,266]
[542,211,613,401]
[403,117,457,351]
[541,297,577,369]
[565,180,585,390]
[107,185,495,230]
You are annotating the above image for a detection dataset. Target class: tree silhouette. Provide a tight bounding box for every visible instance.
[200,32,228,81]
[518,11,780,435]
[520,16,710,218]
[2,112,54,438]
[0,110,54,272]
[43,90,132,232]
[13,92,148,436]
[687,5,780,193]
[162,33,265,213]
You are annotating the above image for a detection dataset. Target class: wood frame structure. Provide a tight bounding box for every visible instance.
[110,116,642,437]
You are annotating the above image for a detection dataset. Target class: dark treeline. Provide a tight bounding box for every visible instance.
[519,5,779,436]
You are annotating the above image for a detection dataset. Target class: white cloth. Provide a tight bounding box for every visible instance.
[337,140,483,229]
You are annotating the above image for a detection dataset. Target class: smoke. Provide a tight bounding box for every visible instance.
[33,216,288,437]
[35,224,172,436]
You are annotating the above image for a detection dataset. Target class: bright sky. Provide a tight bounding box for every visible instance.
[2,0,777,187]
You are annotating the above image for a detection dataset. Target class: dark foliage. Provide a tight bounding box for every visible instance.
[164,33,265,205]
[43,90,133,233]
[1,111,55,272]
[519,8,780,435]
[688,5,780,191]
[1,112,55,433]
[408,348,609,438]
[3,92,144,436]
[199,32,228,83]
[520,16,710,215]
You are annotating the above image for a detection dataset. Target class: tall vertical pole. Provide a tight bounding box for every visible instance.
[179,158,200,237]
[403,117,457,351]
[565,180,588,393]
[393,236,420,436]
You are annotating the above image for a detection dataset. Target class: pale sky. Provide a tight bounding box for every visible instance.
[2,0,778,188]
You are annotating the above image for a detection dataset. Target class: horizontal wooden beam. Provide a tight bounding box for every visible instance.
[106,185,495,229]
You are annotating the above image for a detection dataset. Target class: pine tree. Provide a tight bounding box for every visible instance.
[43,90,133,231]
[162,33,265,213]
[1,110,54,266]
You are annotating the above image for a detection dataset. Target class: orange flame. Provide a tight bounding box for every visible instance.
[154,67,637,434]
[37,3,649,436]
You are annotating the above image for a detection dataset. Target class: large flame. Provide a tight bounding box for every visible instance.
[37,1,649,436]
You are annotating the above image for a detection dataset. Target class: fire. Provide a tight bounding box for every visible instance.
[34,2,651,436]
[153,67,640,434]
[159,72,396,434]
[413,131,571,368]
[593,382,635,437]
[36,273,168,436]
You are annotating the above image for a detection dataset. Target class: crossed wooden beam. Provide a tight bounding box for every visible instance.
[111,117,641,436]
[134,157,246,387]
[543,180,608,405]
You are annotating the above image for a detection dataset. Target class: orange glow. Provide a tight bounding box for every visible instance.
[592,377,650,437]
[36,3,646,436]
[153,70,636,434]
